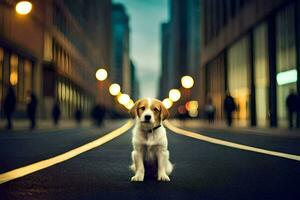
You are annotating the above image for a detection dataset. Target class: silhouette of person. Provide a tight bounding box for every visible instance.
[205,97,216,124]
[74,108,82,125]
[286,89,298,128]
[52,101,61,126]
[3,86,16,130]
[26,91,38,130]
[224,91,236,127]
[91,104,106,126]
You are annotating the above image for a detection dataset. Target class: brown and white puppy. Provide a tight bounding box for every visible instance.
[129,98,173,182]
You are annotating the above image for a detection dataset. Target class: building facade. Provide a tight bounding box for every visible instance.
[159,0,201,114]
[0,0,112,119]
[200,0,300,127]
[130,60,140,100]
[112,3,131,96]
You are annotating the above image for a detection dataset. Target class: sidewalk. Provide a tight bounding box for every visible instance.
[169,119,300,138]
[0,119,105,132]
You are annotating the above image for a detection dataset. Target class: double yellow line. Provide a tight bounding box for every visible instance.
[0,121,133,184]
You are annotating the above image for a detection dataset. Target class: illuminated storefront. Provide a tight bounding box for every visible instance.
[202,0,300,127]
[0,46,33,113]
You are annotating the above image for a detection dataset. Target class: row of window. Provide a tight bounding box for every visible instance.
[56,78,93,118]
[203,0,252,45]
[52,39,93,89]
[0,47,33,106]
[205,3,298,127]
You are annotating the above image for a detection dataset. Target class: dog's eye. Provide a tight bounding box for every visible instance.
[153,108,160,112]
[139,106,145,111]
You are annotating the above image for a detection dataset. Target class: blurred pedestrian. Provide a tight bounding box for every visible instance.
[91,104,106,126]
[26,91,38,130]
[52,101,61,126]
[205,98,216,124]
[286,89,298,128]
[2,86,16,130]
[224,91,236,127]
[74,108,83,125]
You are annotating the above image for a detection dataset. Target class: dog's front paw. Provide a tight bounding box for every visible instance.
[131,174,144,182]
[157,173,170,182]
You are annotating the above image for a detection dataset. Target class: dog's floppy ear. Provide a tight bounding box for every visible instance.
[129,99,141,118]
[160,102,170,121]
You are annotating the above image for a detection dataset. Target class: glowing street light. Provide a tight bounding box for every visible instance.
[109,83,121,96]
[125,99,135,110]
[95,68,108,81]
[117,93,130,105]
[16,1,32,15]
[162,98,173,109]
[169,89,181,102]
[181,75,194,89]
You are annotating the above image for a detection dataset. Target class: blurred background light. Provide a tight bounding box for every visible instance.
[95,68,108,81]
[16,1,32,15]
[181,76,194,89]
[162,98,173,109]
[117,93,130,105]
[276,69,297,85]
[188,110,198,118]
[185,100,198,111]
[169,89,181,102]
[125,99,134,110]
[109,83,121,96]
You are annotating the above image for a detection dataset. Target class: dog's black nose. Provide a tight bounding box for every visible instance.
[144,115,151,121]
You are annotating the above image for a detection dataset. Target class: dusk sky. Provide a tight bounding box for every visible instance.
[113,0,169,99]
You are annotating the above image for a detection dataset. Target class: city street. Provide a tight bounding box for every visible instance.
[1,120,300,200]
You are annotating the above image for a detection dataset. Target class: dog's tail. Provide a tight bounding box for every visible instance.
[166,161,174,175]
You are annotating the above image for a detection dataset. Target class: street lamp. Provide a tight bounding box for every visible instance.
[117,93,130,105]
[181,75,194,89]
[109,83,121,96]
[95,68,108,81]
[15,1,32,15]
[125,99,134,110]
[162,98,173,109]
[169,89,181,102]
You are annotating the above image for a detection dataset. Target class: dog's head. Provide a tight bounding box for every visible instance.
[130,98,169,127]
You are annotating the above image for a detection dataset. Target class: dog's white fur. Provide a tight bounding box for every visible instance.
[130,98,173,182]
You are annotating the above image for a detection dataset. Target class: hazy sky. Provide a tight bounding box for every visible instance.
[113,0,169,99]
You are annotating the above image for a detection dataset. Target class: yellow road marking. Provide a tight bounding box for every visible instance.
[164,121,300,162]
[0,121,133,184]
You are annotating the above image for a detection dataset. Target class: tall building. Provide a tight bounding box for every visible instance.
[130,60,140,100]
[0,0,112,119]
[112,3,131,96]
[158,22,172,99]
[159,0,201,100]
[201,0,300,127]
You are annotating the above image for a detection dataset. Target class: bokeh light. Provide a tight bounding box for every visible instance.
[117,93,130,105]
[169,89,181,102]
[95,68,108,81]
[162,98,173,109]
[16,1,32,15]
[125,99,134,110]
[181,76,194,89]
[109,83,121,96]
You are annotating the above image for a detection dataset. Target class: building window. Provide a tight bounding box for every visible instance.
[24,60,32,100]
[254,22,269,127]
[206,53,226,119]
[10,54,18,87]
[227,36,250,122]
[276,4,297,126]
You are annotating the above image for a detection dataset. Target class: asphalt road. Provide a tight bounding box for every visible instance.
[1,120,300,200]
